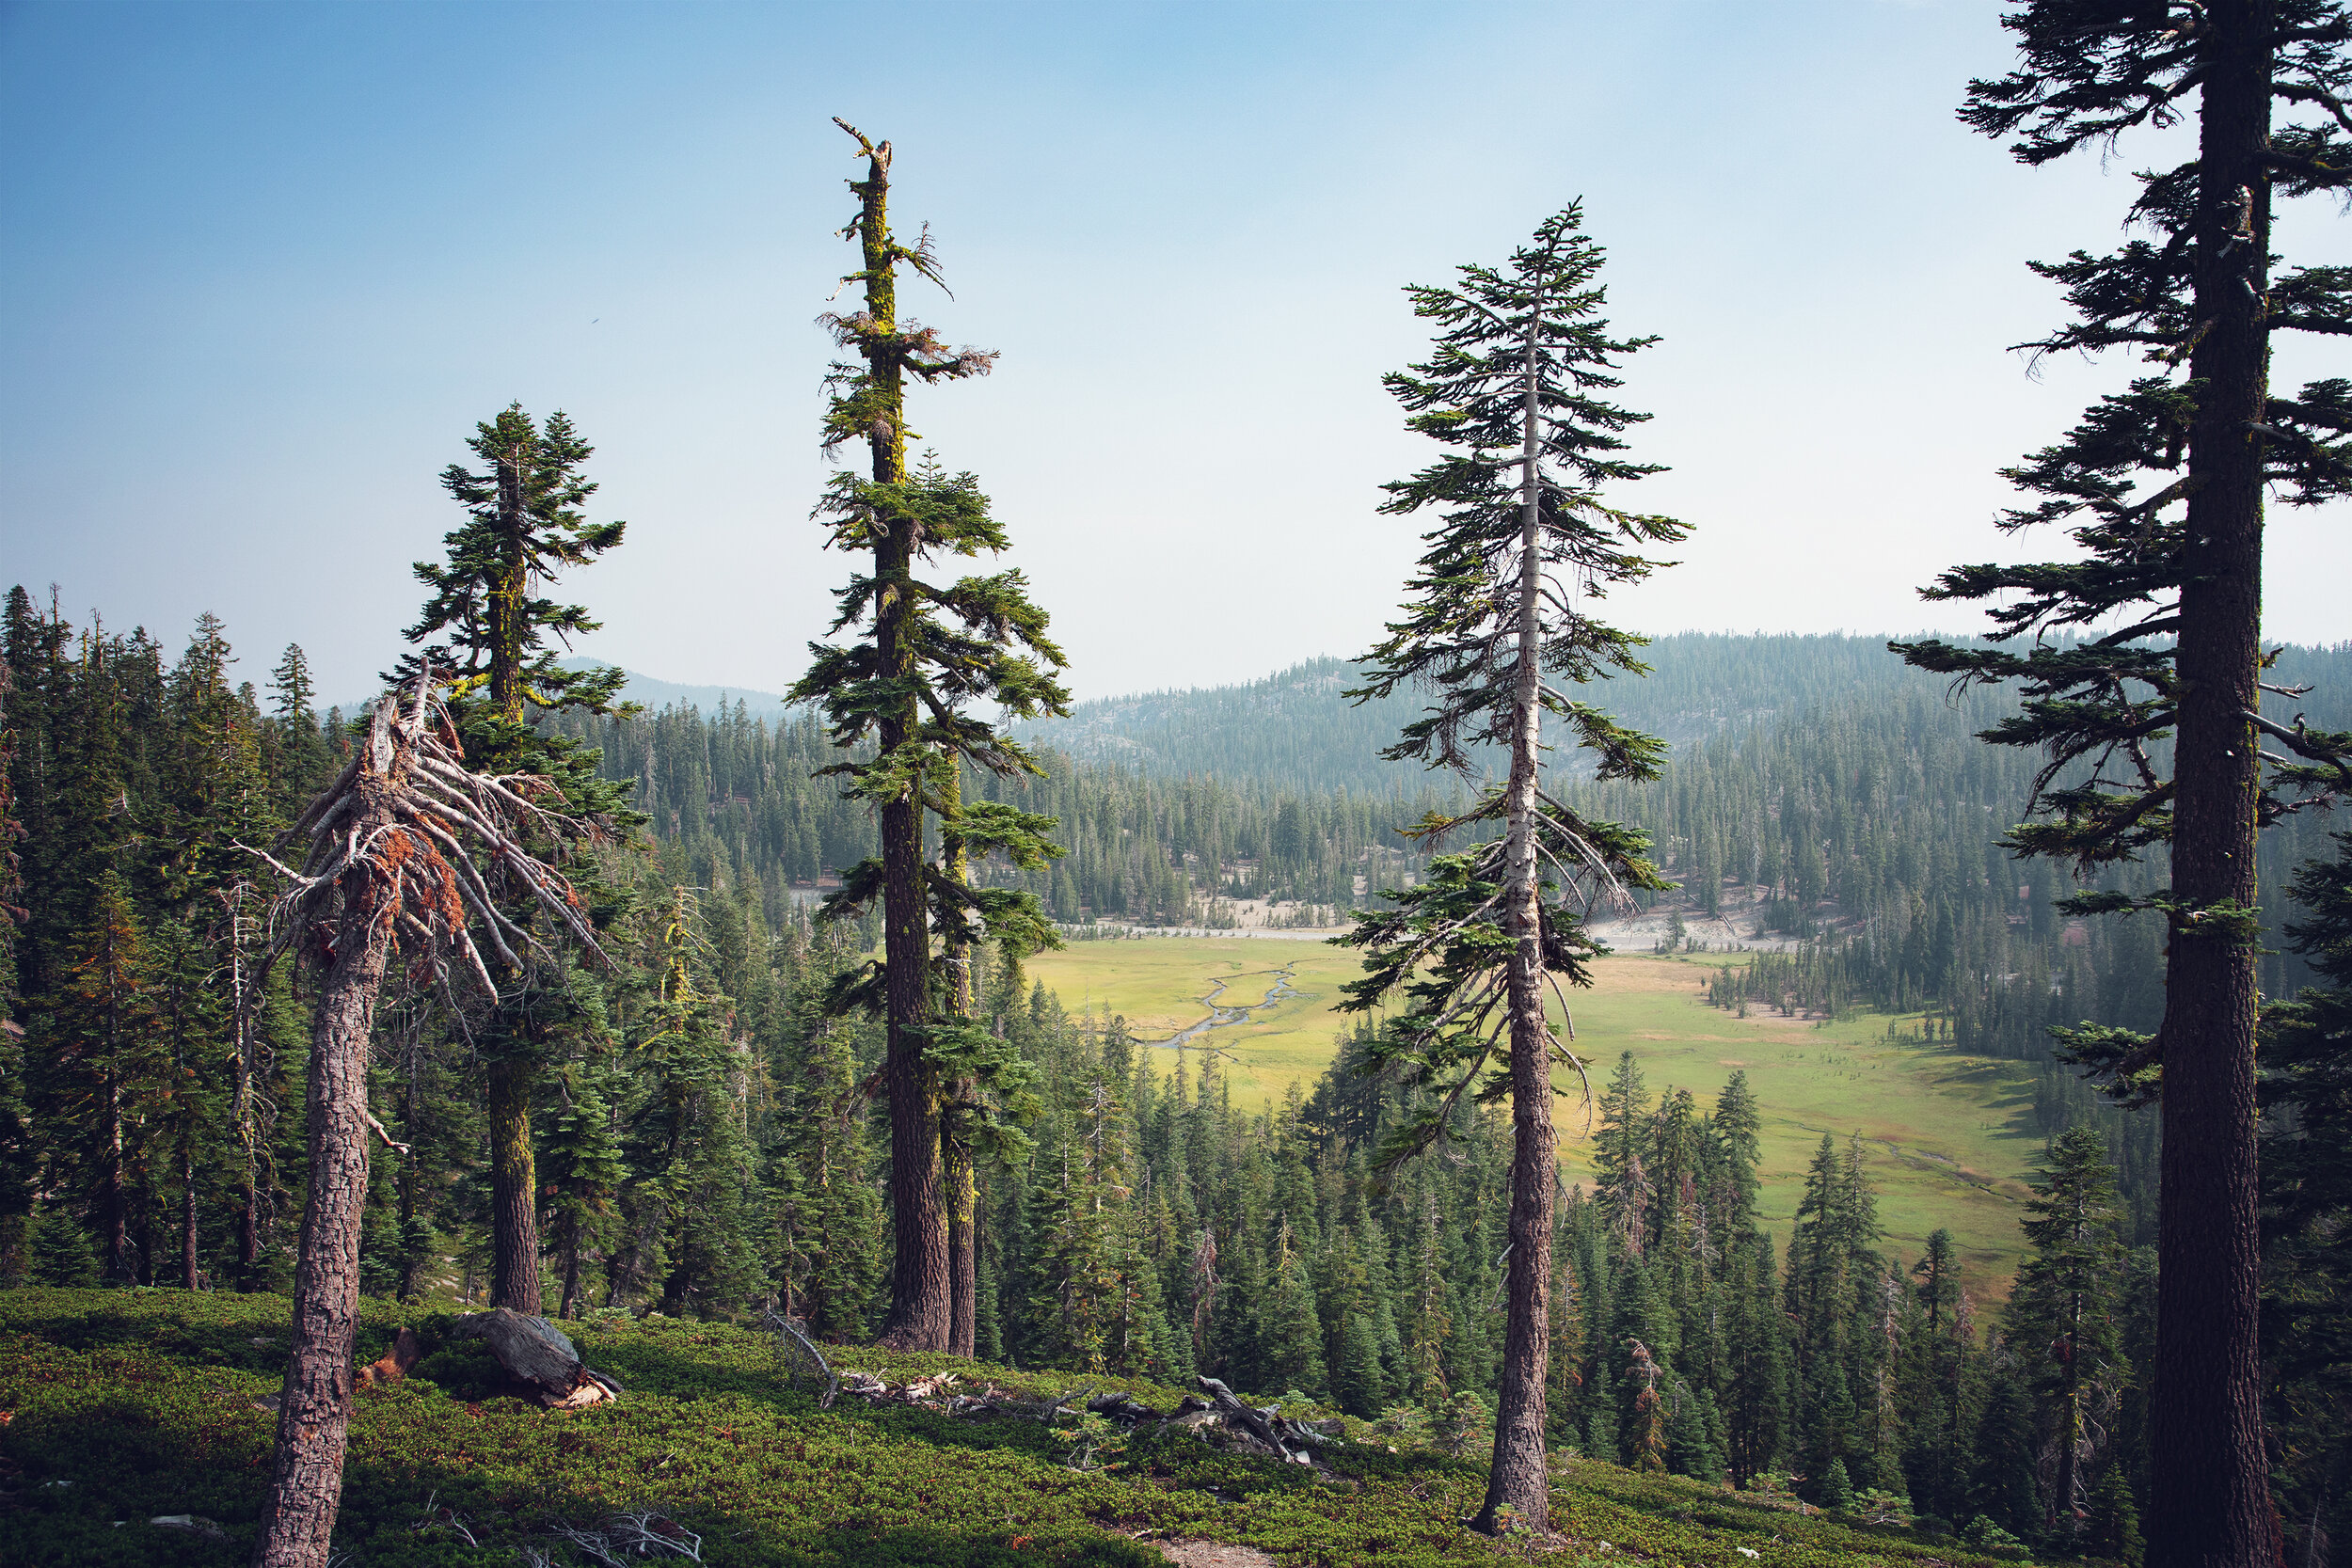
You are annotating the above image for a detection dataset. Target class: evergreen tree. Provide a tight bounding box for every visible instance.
[1722,1230,1790,1488]
[44,871,158,1282]
[404,401,633,1314]
[1972,1355,2043,1546]
[1896,11,2352,1564]
[26,1203,98,1286]
[1343,198,1684,1535]
[1710,1069,1762,1236]
[1819,1455,1855,1513]
[2009,1126,2126,1542]
[2085,1463,2145,1566]
[791,121,1069,1352]
[2256,830,2352,1562]
[541,1058,627,1320]
[1593,1051,1654,1252]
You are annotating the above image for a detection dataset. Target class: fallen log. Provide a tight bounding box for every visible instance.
[448,1308,622,1409]
[1191,1376,1339,1462]
[1195,1375,1293,1458]
[1088,1391,1165,1422]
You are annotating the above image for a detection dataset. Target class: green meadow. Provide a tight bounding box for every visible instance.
[1026,937,2041,1298]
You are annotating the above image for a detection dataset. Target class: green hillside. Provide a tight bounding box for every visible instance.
[0,1289,2038,1568]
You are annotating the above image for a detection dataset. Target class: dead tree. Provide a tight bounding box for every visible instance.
[246,683,609,1568]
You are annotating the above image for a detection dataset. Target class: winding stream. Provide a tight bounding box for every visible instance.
[1154,964,1302,1059]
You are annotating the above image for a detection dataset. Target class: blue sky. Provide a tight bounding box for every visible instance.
[3,0,2345,704]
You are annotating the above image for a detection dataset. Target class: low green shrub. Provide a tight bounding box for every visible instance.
[0,1289,2049,1568]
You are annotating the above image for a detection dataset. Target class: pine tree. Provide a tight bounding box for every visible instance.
[26,1204,98,1286]
[404,402,634,1315]
[1895,11,2352,1564]
[2263,830,2352,1562]
[1710,1069,1762,1235]
[541,1059,627,1321]
[1723,1230,1790,1488]
[791,121,1070,1353]
[1341,201,1684,1533]
[2085,1463,2145,1566]
[44,871,159,1282]
[2009,1126,2126,1542]
[1819,1455,1855,1513]
[1593,1051,1655,1253]
[1903,1227,1969,1525]
[1260,1216,1329,1396]
[1336,1309,1387,1418]
[1972,1356,2043,1546]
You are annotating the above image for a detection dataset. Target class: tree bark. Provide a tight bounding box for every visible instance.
[1475,301,1555,1536]
[943,772,977,1359]
[486,1053,540,1312]
[251,824,394,1568]
[102,1064,129,1284]
[850,130,950,1354]
[878,774,947,1350]
[180,1135,199,1291]
[2145,7,2280,1568]
[480,439,544,1316]
[230,903,262,1286]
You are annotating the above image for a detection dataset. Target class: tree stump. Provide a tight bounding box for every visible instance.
[449,1308,621,1409]
[357,1326,421,1387]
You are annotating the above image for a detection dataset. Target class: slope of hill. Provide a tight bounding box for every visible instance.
[1007,634,1984,795]
[0,1288,2036,1568]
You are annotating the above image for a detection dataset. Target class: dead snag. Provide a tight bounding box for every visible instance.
[247,683,610,1568]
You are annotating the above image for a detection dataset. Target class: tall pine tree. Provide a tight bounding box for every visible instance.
[404,402,633,1313]
[791,119,1069,1352]
[1895,10,2352,1563]
[1342,204,1684,1533]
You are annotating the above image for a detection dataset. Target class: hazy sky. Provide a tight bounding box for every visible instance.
[4,0,2345,705]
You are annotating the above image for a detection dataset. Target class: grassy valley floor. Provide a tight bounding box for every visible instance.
[1025,940,2039,1297]
[0,1289,2037,1568]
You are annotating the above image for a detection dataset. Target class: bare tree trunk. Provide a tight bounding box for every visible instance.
[560,1238,584,1322]
[942,777,977,1359]
[180,1135,199,1291]
[240,1183,260,1283]
[230,901,263,1286]
[486,1053,540,1312]
[1475,303,1555,1536]
[2145,8,2280,1568]
[252,835,393,1568]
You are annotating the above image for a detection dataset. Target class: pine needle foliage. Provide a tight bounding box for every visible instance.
[789,121,1071,1351]
[1893,9,2350,1566]
[1340,203,1683,1537]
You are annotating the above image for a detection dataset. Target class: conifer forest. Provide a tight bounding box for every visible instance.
[3,6,2351,1568]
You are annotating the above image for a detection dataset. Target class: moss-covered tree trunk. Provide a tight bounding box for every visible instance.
[846,137,952,1353]
[486,1056,540,1311]
[484,451,545,1314]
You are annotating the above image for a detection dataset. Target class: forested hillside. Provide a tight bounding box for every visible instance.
[6,603,2350,1560]
[548,633,2352,1246]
